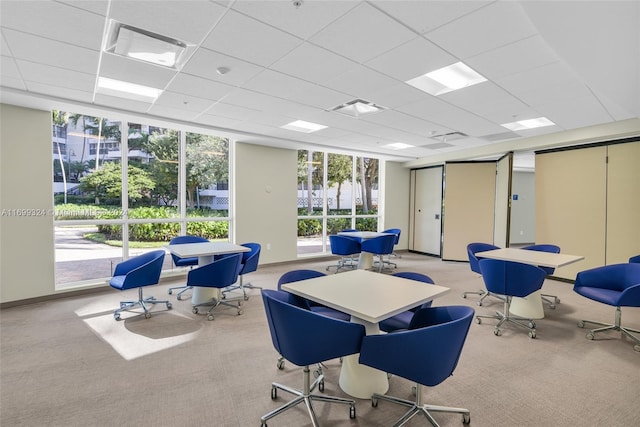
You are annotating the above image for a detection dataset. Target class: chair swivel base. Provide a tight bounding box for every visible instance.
[463,289,505,307]
[223,279,262,301]
[167,284,192,300]
[577,307,640,352]
[476,299,537,339]
[261,365,355,427]
[371,383,470,427]
[326,258,358,273]
[114,288,172,320]
[192,296,243,321]
[541,293,560,309]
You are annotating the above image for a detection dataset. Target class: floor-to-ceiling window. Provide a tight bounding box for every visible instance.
[52,111,230,289]
[297,149,380,256]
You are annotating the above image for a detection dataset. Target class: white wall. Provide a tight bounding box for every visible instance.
[509,171,536,244]
[1,104,56,302]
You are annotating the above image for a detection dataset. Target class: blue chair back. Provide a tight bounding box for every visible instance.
[110,250,166,291]
[169,235,208,267]
[467,242,500,274]
[574,263,640,307]
[329,235,361,256]
[187,253,242,289]
[261,289,365,367]
[629,255,640,264]
[479,259,547,298]
[240,242,261,274]
[359,306,474,387]
[392,272,434,312]
[361,234,396,255]
[277,269,327,309]
[383,228,401,245]
[521,244,560,275]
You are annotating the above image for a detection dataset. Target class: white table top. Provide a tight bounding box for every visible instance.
[475,247,584,268]
[281,269,450,324]
[337,231,392,240]
[165,241,250,258]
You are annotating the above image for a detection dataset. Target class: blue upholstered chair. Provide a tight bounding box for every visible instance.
[465,242,504,305]
[109,250,171,320]
[522,243,561,308]
[222,242,261,300]
[475,259,547,338]
[326,235,361,273]
[629,255,640,264]
[573,263,640,352]
[167,235,208,300]
[379,272,435,333]
[361,234,396,273]
[260,289,365,427]
[359,306,474,426]
[187,253,243,321]
[381,228,402,268]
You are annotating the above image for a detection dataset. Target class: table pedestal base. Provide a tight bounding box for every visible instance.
[339,354,388,399]
[509,290,544,319]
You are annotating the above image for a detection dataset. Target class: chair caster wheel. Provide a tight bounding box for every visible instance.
[549,304,556,309]
[528,321,536,329]
[207,314,214,321]
[176,295,182,301]
[371,397,378,408]
[237,309,243,315]
[529,331,536,339]
[114,314,121,320]
[277,359,285,370]
[271,386,277,399]
[168,290,173,295]
[463,413,471,424]
[586,332,595,340]
[476,301,483,307]
[577,321,585,328]
[167,302,172,309]
[634,344,640,352]
[192,307,198,314]
[349,404,356,419]
[475,317,482,324]
[494,328,502,336]
[144,312,151,319]
[318,380,325,392]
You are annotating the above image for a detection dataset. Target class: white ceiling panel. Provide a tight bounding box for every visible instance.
[2,29,99,75]
[0,1,637,164]
[309,2,416,64]
[201,9,302,67]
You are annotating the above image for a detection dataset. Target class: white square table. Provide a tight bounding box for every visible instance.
[475,247,584,318]
[165,241,250,305]
[337,231,393,269]
[281,269,450,399]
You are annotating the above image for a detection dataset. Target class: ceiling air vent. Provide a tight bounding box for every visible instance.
[429,131,468,142]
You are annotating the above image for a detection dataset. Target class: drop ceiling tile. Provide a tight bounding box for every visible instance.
[0,0,105,50]
[0,76,26,90]
[165,73,234,102]
[108,0,227,44]
[364,83,429,110]
[94,93,154,113]
[365,36,455,81]
[324,65,399,102]
[360,110,437,136]
[98,53,177,90]
[204,101,261,121]
[181,48,264,86]
[538,94,614,130]
[154,91,215,113]
[371,0,491,35]
[230,0,358,40]
[201,9,302,67]
[221,88,320,118]
[16,60,95,92]
[467,35,560,81]
[310,2,416,64]
[243,69,347,109]
[58,0,109,15]
[147,104,200,121]
[3,29,99,75]
[27,81,93,103]
[425,1,538,59]
[270,43,359,85]
[194,113,245,130]
[0,55,21,79]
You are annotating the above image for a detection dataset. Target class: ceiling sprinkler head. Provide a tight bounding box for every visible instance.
[292,0,303,8]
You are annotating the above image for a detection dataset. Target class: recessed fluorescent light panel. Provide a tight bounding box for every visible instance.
[97,77,162,102]
[281,120,328,133]
[406,62,487,96]
[104,21,190,69]
[328,99,386,118]
[383,142,415,150]
[501,117,555,131]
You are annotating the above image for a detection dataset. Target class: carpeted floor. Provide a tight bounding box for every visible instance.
[1,252,639,426]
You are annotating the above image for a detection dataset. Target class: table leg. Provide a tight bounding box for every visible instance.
[339,317,389,399]
[192,255,222,305]
[358,252,374,270]
[509,290,544,319]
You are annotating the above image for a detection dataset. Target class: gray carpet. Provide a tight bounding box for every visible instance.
[1,252,639,427]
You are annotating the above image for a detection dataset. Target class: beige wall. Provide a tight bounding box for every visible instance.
[1,104,56,302]
[234,142,298,264]
[382,161,410,250]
